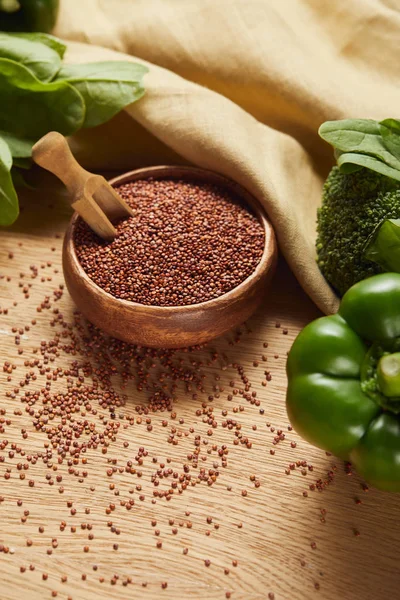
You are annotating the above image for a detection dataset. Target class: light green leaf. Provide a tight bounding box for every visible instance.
[56,61,148,128]
[380,120,400,162]
[333,148,363,173]
[0,130,35,157]
[0,58,85,138]
[12,33,66,59]
[0,32,62,82]
[0,137,18,226]
[337,152,400,181]
[365,219,400,272]
[319,119,380,138]
[380,118,400,133]
[319,119,400,171]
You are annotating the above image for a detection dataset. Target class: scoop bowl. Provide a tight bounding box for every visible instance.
[62,165,277,348]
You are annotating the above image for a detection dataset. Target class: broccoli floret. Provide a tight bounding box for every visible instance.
[316,167,400,296]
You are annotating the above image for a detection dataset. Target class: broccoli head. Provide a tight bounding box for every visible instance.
[316,167,400,296]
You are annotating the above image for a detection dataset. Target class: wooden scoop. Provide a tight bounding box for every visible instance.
[32,131,134,240]
[62,165,278,348]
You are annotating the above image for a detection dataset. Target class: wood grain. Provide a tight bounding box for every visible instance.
[1,178,400,600]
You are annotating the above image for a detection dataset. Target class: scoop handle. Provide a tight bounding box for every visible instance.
[32,131,92,198]
[32,131,117,241]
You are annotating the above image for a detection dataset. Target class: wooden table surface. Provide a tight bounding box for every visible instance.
[1,178,400,600]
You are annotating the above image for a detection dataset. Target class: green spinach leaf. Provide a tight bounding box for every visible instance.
[0,33,147,227]
[0,32,62,81]
[319,118,400,181]
[333,148,362,173]
[56,61,148,128]
[0,130,35,157]
[365,219,400,272]
[380,118,400,134]
[336,152,400,182]
[319,119,400,171]
[12,33,66,58]
[380,120,400,162]
[0,58,85,138]
[0,137,18,226]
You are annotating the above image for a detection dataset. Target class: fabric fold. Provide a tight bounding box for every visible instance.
[55,0,400,314]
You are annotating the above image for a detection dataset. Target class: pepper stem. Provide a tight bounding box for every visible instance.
[377,353,400,397]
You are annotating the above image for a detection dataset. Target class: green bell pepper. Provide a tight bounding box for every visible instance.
[0,0,59,32]
[286,272,400,492]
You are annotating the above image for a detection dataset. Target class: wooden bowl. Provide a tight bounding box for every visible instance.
[62,166,277,348]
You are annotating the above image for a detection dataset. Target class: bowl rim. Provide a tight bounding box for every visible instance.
[64,165,276,314]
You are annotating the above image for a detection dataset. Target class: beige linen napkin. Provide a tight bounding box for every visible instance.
[54,0,400,314]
